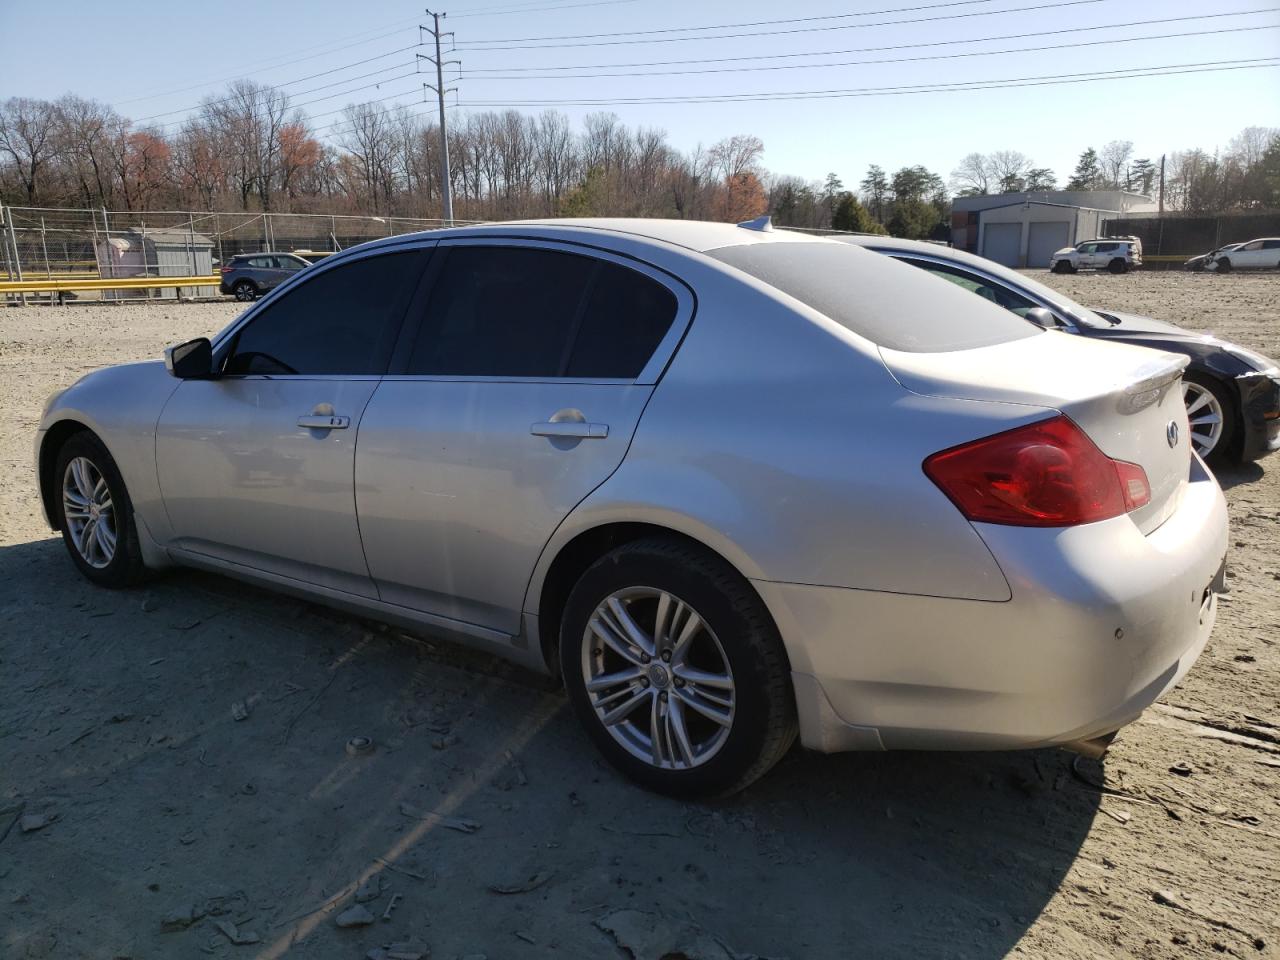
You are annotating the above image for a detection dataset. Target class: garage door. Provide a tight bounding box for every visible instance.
[1027,221,1071,269]
[981,222,1022,267]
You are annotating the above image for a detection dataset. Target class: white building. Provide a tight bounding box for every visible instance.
[950,190,1158,268]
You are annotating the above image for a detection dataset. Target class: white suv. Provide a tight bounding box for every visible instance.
[1049,237,1143,274]
[1207,238,1280,273]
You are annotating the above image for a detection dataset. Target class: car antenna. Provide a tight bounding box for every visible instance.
[737,215,773,232]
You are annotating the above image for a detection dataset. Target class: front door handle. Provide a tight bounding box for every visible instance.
[531,421,609,439]
[298,414,350,430]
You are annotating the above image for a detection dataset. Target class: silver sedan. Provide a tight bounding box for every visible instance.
[35,219,1229,796]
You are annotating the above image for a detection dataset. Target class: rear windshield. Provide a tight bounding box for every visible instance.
[707,242,1039,353]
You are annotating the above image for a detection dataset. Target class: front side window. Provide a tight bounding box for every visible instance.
[896,258,1041,320]
[1242,240,1264,251]
[407,246,677,379]
[224,250,427,376]
[1078,243,1097,254]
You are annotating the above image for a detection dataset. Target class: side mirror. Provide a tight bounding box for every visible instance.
[1024,307,1060,329]
[164,337,215,379]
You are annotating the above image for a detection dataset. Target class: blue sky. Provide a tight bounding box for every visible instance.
[2,0,1277,190]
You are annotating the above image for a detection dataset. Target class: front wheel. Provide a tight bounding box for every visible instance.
[1183,372,1236,462]
[1215,258,1233,274]
[560,538,797,797]
[1052,260,1075,274]
[55,432,148,587]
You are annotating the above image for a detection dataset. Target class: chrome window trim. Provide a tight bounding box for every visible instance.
[399,235,696,387]
[877,250,1082,333]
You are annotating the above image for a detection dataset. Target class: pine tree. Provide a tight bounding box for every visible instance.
[1065,148,1101,190]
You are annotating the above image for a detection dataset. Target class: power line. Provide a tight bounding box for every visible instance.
[455,58,1280,105]
[451,0,1108,50]
[456,0,1024,42]
[134,53,421,124]
[112,19,427,106]
[458,8,1279,72]
[451,0,640,18]
[463,24,1279,80]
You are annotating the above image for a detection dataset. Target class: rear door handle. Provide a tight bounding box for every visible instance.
[530,421,609,439]
[298,414,350,430]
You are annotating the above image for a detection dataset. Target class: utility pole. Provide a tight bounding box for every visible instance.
[1157,153,1166,218]
[420,11,459,224]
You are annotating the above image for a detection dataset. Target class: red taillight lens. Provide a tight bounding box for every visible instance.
[923,415,1150,527]
[219,265,232,274]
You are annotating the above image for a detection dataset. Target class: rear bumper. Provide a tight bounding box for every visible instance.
[1236,372,1280,461]
[759,456,1228,753]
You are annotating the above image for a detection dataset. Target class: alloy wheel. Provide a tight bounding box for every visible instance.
[581,587,736,771]
[62,456,117,568]
[1182,381,1224,458]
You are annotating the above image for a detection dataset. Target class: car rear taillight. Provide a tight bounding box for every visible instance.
[219,265,232,274]
[923,415,1151,527]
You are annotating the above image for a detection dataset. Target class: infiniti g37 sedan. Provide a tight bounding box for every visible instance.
[837,235,1280,464]
[35,219,1229,796]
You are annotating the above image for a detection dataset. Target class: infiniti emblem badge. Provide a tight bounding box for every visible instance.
[648,664,669,689]
[1167,420,1179,448]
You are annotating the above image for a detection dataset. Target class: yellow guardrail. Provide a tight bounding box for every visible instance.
[1,275,221,294]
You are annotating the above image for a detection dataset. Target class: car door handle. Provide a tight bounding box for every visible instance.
[298,414,350,429]
[530,421,609,439]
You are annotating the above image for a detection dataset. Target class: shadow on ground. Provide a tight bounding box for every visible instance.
[1,537,1102,959]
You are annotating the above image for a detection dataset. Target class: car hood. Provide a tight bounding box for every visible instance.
[1088,309,1207,340]
[1052,246,1076,256]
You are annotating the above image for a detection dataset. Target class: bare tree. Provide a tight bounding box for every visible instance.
[950,153,992,196]
[0,98,59,203]
[1099,140,1134,190]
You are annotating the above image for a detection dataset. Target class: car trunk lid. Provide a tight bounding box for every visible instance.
[881,332,1191,535]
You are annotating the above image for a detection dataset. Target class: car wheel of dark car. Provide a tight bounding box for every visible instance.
[233,280,258,302]
[560,537,797,798]
[55,431,148,588]
[1107,258,1128,274]
[1183,371,1237,462]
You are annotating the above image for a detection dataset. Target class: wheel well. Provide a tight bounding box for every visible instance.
[39,420,92,530]
[535,522,769,678]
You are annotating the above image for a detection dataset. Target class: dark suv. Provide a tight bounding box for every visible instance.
[218,253,312,301]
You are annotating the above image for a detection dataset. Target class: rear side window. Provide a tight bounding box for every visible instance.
[707,242,1038,353]
[224,250,427,376]
[407,246,677,379]
[566,262,677,378]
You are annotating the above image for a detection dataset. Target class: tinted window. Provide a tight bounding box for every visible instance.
[1242,240,1263,250]
[707,242,1038,353]
[566,262,678,378]
[1263,240,1280,250]
[224,251,426,376]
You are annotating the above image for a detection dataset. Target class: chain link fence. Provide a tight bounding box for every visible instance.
[1,206,469,303]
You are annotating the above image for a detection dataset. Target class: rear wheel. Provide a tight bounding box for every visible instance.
[560,538,796,798]
[233,280,258,301]
[1107,258,1128,274]
[55,432,148,587]
[1182,372,1236,462]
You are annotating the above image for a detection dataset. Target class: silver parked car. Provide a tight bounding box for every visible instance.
[35,219,1229,796]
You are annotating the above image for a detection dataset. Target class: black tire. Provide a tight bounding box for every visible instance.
[1216,258,1232,274]
[1183,370,1238,464]
[1107,258,1128,274]
[54,432,148,588]
[233,280,258,302]
[1051,260,1070,274]
[559,538,797,798]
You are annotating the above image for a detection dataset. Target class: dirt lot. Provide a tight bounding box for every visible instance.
[1,272,1278,960]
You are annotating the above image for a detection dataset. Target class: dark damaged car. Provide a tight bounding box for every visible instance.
[838,235,1280,464]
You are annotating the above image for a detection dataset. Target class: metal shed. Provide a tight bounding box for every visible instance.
[96,227,216,299]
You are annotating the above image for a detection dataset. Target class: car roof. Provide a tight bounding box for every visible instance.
[348,218,834,258]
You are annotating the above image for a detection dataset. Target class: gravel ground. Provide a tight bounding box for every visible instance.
[1,273,1278,960]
